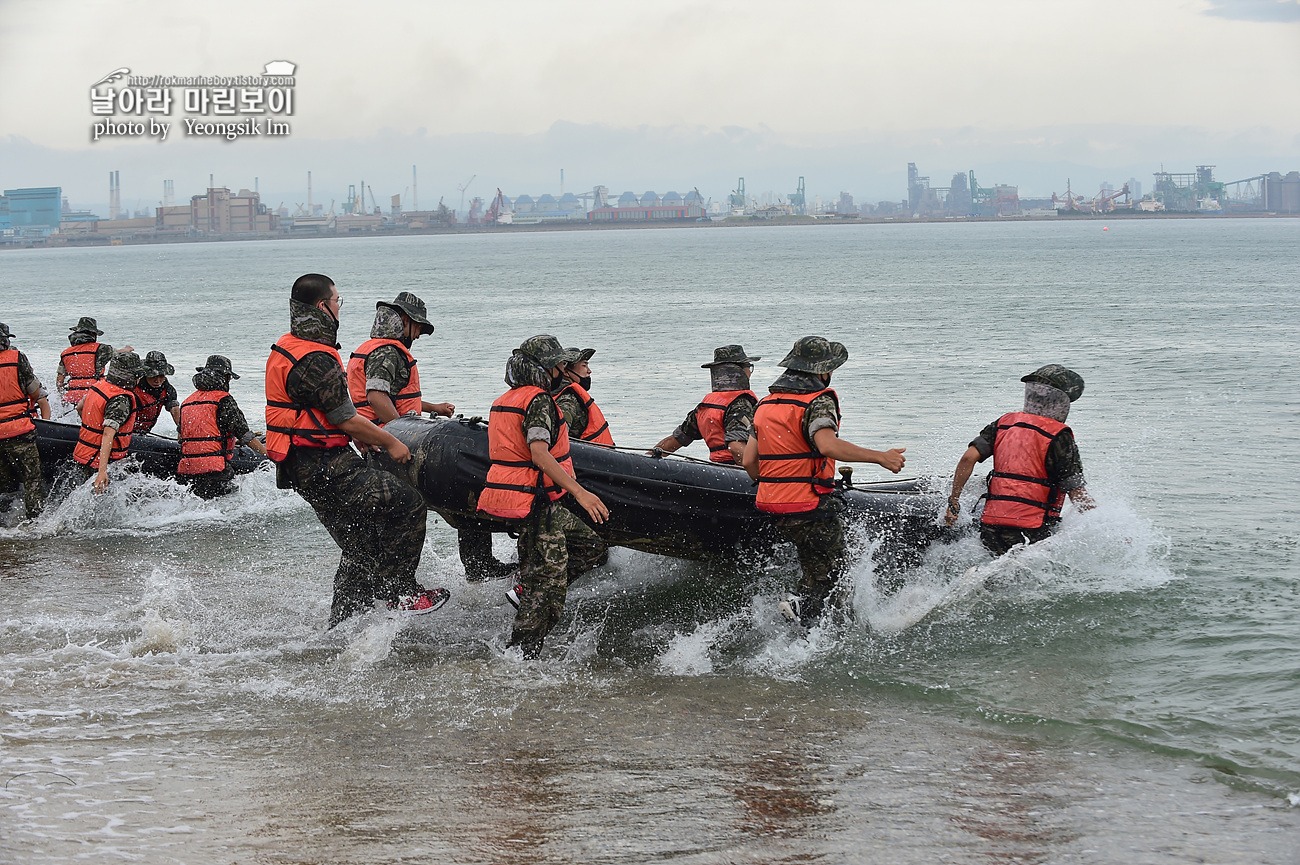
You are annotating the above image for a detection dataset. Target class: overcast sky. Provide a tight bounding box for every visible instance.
[2,0,1297,211]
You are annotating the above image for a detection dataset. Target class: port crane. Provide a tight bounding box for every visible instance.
[1052,179,1087,212]
[1091,183,1131,212]
[485,188,509,224]
[457,175,476,218]
[728,178,747,212]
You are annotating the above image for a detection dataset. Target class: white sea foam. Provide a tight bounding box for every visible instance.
[0,462,297,540]
[857,496,1175,635]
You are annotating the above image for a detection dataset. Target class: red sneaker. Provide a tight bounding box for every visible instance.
[389,587,450,616]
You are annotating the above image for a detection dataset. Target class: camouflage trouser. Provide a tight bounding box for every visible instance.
[0,431,45,518]
[776,512,849,622]
[509,501,608,658]
[181,467,238,500]
[979,522,1054,557]
[282,446,428,628]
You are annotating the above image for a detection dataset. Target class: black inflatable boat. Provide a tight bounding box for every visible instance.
[377,415,943,568]
[28,417,267,482]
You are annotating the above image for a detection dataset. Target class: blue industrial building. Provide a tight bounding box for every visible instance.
[2,187,62,235]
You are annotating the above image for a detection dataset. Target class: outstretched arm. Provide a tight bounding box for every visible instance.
[944,445,981,526]
[812,428,905,472]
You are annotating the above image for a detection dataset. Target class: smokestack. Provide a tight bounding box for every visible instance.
[413,165,418,212]
[560,168,565,194]
[307,171,313,211]
[209,173,214,191]
[255,176,259,195]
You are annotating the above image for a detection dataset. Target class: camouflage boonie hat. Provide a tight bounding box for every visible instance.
[518,334,566,369]
[106,350,143,383]
[776,336,848,374]
[702,344,760,368]
[141,351,175,377]
[70,316,105,336]
[0,322,13,340]
[196,354,241,379]
[562,347,596,365]
[377,292,434,335]
[1022,364,1084,402]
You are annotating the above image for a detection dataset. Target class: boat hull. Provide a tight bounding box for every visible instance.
[377,416,942,567]
[27,417,267,482]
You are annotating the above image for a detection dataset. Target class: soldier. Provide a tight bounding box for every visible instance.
[266,273,447,627]
[132,351,182,436]
[943,364,1094,556]
[554,347,614,446]
[742,336,907,626]
[71,350,143,494]
[0,322,48,518]
[345,292,455,424]
[177,355,268,499]
[344,293,511,580]
[56,316,131,407]
[477,335,610,659]
[652,344,760,465]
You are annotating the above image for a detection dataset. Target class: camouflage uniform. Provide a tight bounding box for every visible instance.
[969,369,1087,555]
[51,353,141,497]
[0,329,45,518]
[132,379,178,436]
[58,332,116,380]
[275,299,428,627]
[554,388,589,440]
[361,307,417,406]
[765,367,849,620]
[671,363,758,450]
[183,362,260,499]
[502,342,608,657]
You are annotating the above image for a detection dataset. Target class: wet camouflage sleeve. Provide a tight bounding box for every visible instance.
[285,351,357,426]
[555,389,588,438]
[971,419,1000,459]
[671,407,701,446]
[1046,428,1085,491]
[100,393,134,430]
[16,351,40,395]
[723,394,757,443]
[95,344,115,373]
[524,391,560,447]
[803,393,840,452]
[216,395,256,445]
[362,344,411,395]
[162,381,179,410]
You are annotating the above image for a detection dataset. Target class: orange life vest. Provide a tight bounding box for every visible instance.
[0,349,36,440]
[177,390,236,476]
[753,388,839,514]
[477,386,574,520]
[264,333,352,462]
[980,412,1069,530]
[73,381,136,469]
[346,338,422,423]
[60,343,102,405]
[556,381,614,446]
[132,383,167,435]
[696,389,756,464]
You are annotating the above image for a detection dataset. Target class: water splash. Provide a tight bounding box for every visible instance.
[0,463,297,540]
[857,497,1175,635]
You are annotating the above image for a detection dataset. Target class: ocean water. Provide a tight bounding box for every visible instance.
[1,219,1298,863]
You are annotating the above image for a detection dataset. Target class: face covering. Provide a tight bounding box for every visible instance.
[575,375,592,391]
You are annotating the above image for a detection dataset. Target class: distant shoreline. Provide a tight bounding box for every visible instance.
[3,209,1295,251]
